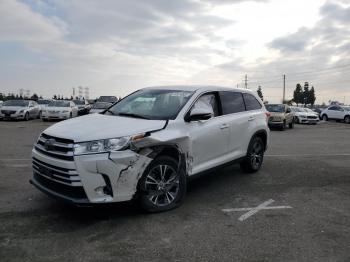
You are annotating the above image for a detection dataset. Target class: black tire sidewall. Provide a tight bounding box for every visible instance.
[138,155,187,212]
[25,112,29,121]
[345,116,350,124]
[241,136,264,173]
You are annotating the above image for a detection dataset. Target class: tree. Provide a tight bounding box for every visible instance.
[309,86,316,106]
[53,95,58,100]
[31,93,38,101]
[257,86,263,101]
[303,82,310,106]
[293,83,303,106]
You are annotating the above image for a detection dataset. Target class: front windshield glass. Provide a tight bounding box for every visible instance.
[265,104,285,113]
[107,89,194,120]
[37,100,50,105]
[3,100,29,107]
[92,102,110,109]
[48,101,70,107]
[73,100,85,105]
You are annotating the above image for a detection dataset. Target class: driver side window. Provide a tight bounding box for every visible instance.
[192,93,219,118]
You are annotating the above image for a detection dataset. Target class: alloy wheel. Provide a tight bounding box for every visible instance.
[250,140,263,169]
[145,164,180,207]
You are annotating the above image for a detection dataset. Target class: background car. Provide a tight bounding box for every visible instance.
[41,100,78,121]
[320,105,350,123]
[291,107,319,124]
[0,100,40,120]
[265,104,294,130]
[89,102,112,114]
[73,100,91,115]
[0,101,3,108]
[97,96,118,103]
[37,99,51,118]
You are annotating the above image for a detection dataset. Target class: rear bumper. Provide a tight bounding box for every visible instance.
[268,122,284,128]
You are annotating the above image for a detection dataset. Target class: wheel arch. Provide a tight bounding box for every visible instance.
[251,130,268,151]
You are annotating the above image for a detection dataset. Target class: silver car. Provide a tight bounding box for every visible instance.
[0,100,40,120]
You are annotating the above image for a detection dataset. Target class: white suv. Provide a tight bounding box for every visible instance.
[321,105,350,123]
[30,86,270,212]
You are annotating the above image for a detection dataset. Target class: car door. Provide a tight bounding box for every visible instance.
[219,91,250,158]
[28,101,35,118]
[186,92,230,174]
[327,106,338,119]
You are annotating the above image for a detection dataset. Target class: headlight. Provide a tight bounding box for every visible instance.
[18,109,24,113]
[62,110,69,113]
[299,115,306,118]
[73,135,143,155]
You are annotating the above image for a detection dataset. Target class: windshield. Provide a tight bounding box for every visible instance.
[92,102,111,109]
[107,89,194,120]
[48,101,70,107]
[3,100,29,107]
[73,100,85,105]
[265,104,285,113]
[37,100,50,105]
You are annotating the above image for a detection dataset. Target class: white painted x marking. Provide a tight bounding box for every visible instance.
[222,199,292,221]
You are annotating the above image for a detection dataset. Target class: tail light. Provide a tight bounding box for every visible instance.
[265,112,271,122]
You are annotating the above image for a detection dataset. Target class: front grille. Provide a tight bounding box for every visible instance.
[32,157,81,185]
[1,110,16,114]
[35,133,74,161]
[307,116,317,119]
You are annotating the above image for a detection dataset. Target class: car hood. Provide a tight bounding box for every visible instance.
[46,107,70,111]
[43,113,166,142]
[294,112,307,117]
[1,106,27,111]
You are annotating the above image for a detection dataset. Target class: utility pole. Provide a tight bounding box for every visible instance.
[283,74,286,103]
[245,74,248,89]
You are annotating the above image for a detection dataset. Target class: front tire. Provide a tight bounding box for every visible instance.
[289,120,294,129]
[344,116,350,124]
[24,112,29,121]
[240,136,265,173]
[138,156,187,212]
[322,114,328,121]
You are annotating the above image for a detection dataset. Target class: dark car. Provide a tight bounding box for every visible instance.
[73,100,91,115]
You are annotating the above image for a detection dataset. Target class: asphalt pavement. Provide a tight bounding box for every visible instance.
[0,119,349,262]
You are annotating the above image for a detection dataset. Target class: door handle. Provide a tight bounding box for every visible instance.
[248,116,255,121]
[220,123,229,129]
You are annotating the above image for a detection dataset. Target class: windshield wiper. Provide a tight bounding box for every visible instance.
[103,109,117,115]
[117,112,150,119]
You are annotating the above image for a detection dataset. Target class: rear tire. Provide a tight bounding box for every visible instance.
[138,156,187,212]
[289,120,294,129]
[240,136,265,173]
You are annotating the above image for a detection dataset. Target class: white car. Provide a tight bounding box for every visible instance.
[320,105,350,124]
[30,86,270,212]
[0,100,40,120]
[41,100,78,121]
[0,101,3,108]
[89,102,112,114]
[37,99,52,118]
[290,107,319,124]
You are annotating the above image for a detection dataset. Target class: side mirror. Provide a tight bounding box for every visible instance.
[185,107,213,122]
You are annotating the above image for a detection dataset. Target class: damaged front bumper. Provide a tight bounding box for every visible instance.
[30,147,152,205]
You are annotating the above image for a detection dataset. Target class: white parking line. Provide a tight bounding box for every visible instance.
[265,153,350,157]
[222,199,292,221]
[0,159,31,161]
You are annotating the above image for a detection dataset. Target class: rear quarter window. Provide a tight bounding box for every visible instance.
[219,91,245,114]
[243,93,262,111]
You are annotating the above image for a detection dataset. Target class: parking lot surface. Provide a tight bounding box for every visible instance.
[0,120,349,262]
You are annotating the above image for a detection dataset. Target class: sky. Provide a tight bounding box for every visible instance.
[0,0,350,103]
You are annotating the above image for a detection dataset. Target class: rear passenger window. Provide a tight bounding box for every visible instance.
[219,91,245,114]
[243,93,262,111]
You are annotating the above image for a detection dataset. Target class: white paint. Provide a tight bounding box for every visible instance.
[222,199,292,221]
[0,159,31,161]
[265,153,350,157]
[3,164,30,168]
